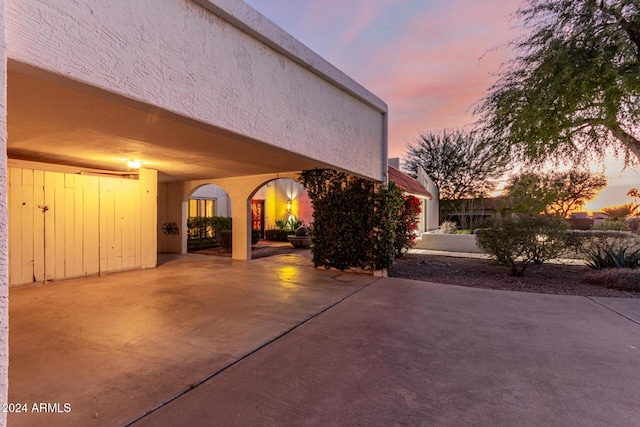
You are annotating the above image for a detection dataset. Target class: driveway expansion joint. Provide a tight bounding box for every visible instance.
[586,296,640,327]
[123,276,382,426]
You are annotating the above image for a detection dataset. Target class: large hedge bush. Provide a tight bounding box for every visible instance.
[298,169,404,272]
[476,213,568,276]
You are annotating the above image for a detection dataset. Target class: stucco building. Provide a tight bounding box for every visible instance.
[0,0,388,421]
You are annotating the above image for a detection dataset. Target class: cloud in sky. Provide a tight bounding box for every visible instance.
[244,0,637,209]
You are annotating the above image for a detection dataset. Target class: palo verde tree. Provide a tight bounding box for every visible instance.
[403,128,508,227]
[503,168,607,217]
[477,0,640,165]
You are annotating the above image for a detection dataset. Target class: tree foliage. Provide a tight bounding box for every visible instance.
[477,0,640,165]
[503,169,607,217]
[403,128,508,200]
[602,203,639,220]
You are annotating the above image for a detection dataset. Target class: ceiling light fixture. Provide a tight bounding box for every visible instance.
[126,160,142,169]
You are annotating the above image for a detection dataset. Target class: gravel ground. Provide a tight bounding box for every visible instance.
[390,253,640,298]
[194,246,639,298]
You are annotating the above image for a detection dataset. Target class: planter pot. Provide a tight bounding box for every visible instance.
[287,235,312,249]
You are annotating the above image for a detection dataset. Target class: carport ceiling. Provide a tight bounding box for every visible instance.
[8,70,332,182]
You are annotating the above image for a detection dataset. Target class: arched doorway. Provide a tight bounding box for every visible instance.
[185,184,232,252]
[251,178,312,240]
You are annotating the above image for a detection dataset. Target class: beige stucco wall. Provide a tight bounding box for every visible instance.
[6,0,387,182]
[0,0,7,422]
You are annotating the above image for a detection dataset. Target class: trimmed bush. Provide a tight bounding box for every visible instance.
[220,230,232,251]
[298,169,403,272]
[476,214,568,276]
[584,269,640,292]
[265,229,290,241]
[593,220,630,231]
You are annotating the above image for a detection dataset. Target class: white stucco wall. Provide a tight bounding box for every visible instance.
[6,0,387,181]
[0,0,8,422]
[190,184,231,217]
[418,168,440,231]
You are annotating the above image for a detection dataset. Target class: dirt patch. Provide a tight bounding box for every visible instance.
[390,253,640,298]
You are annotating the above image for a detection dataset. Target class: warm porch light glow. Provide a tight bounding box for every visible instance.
[286,197,292,213]
[127,160,142,169]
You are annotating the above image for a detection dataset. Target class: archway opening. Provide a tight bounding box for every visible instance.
[251,178,312,242]
[185,184,232,253]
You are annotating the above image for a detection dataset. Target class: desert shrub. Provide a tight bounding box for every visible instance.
[566,230,640,260]
[475,214,568,276]
[584,269,640,292]
[439,221,458,234]
[585,247,640,270]
[593,221,630,231]
[298,169,403,271]
[395,195,422,257]
[265,229,290,241]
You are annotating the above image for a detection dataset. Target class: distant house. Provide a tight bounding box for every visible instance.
[387,158,439,233]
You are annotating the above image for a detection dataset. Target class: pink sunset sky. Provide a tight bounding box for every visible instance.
[244,0,638,212]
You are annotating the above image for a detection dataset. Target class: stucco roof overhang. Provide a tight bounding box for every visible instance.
[8,69,338,182]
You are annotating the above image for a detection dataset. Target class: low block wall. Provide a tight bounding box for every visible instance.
[414,233,482,253]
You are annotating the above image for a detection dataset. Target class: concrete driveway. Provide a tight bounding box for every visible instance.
[8,254,640,426]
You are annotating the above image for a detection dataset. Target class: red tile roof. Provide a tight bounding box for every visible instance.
[388,166,433,199]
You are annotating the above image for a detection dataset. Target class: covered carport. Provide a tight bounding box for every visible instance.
[0,0,388,422]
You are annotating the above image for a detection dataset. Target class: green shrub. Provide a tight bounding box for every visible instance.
[275,217,302,231]
[298,169,403,272]
[584,269,640,292]
[187,217,213,240]
[475,214,568,276]
[265,229,290,241]
[593,221,630,231]
[220,230,232,251]
[455,229,472,235]
[211,216,232,233]
[566,230,640,260]
[585,247,640,270]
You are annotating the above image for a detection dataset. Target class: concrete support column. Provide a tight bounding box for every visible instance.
[230,191,251,261]
[139,168,158,268]
[0,0,8,424]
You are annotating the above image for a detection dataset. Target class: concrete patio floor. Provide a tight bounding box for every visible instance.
[8,253,640,426]
[8,253,376,426]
